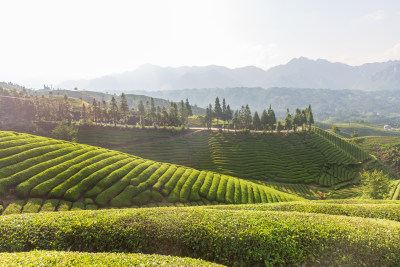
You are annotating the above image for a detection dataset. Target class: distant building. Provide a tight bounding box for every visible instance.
[383,125,400,131]
[383,125,392,131]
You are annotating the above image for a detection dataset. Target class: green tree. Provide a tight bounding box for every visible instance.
[276,121,283,133]
[120,93,129,124]
[205,104,214,129]
[185,98,193,116]
[168,102,180,126]
[284,109,292,131]
[51,120,78,142]
[110,97,119,126]
[252,111,261,130]
[360,170,391,199]
[225,104,233,131]
[138,100,145,126]
[260,109,268,131]
[332,125,340,133]
[267,105,276,132]
[214,97,222,128]
[179,100,188,126]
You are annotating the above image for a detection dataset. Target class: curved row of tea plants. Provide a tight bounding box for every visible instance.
[0,131,301,214]
[207,200,400,221]
[0,251,224,266]
[1,207,400,266]
[87,128,376,188]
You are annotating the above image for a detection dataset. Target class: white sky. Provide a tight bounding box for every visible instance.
[1,0,400,88]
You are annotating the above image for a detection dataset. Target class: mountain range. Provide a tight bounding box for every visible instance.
[58,57,400,91]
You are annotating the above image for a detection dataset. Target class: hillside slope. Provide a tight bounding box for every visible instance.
[79,127,378,188]
[0,131,301,215]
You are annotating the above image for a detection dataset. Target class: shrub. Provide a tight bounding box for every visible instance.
[0,251,224,266]
[167,169,192,203]
[51,121,78,142]
[206,174,221,201]
[161,167,186,196]
[180,170,200,202]
[30,151,110,197]
[0,208,400,266]
[216,175,228,203]
[71,202,85,211]
[1,200,25,215]
[85,159,144,197]
[22,198,43,214]
[360,170,392,199]
[40,199,59,212]
[63,156,129,201]
[95,161,153,207]
[57,200,72,211]
[152,166,177,191]
[49,154,126,199]
[189,171,207,201]
[199,173,214,197]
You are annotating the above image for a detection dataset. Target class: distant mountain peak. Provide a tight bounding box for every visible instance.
[58,58,400,92]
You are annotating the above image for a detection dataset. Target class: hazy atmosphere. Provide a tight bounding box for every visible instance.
[1,0,400,88]
[3,1,400,266]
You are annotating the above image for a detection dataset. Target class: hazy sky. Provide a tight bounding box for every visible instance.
[1,0,400,88]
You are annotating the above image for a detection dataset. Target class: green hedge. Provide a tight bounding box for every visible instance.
[209,201,400,221]
[0,208,400,266]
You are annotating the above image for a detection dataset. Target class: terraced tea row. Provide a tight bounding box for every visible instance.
[1,207,400,266]
[81,127,374,187]
[0,131,300,213]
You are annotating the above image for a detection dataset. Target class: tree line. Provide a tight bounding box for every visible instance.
[0,87,194,128]
[202,97,314,132]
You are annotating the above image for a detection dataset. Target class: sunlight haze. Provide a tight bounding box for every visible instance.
[1,0,400,88]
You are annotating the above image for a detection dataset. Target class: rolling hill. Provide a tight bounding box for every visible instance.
[0,131,301,215]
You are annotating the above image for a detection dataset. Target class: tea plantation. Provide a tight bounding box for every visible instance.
[0,131,301,215]
[2,129,400,266]
[79,126,375,188]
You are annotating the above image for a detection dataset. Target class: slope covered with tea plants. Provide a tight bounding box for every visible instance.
[79,127,381,190]
[0,131,301,215]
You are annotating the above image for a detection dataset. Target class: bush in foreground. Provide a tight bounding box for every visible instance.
[0,207,400,266]
[0,250,224,266]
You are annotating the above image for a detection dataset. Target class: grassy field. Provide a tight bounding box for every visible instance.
[0,131,301,214]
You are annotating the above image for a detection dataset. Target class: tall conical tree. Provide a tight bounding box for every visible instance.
[120,93,129,124]
[267,104,276,132]
[110,96,119,126]
[252,111,261,130]
[260,109,268,131]
[214,97,222,128]
[185,98,193,116]
[138,100,145,126]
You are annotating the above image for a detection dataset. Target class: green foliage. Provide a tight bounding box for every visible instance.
[360,170,392,199]
[51,121,78,142]
[0,251,223,266]
[40,199,59,212]
[22,198,43,214]
[1,208,400,266]
[2,200,25,215]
